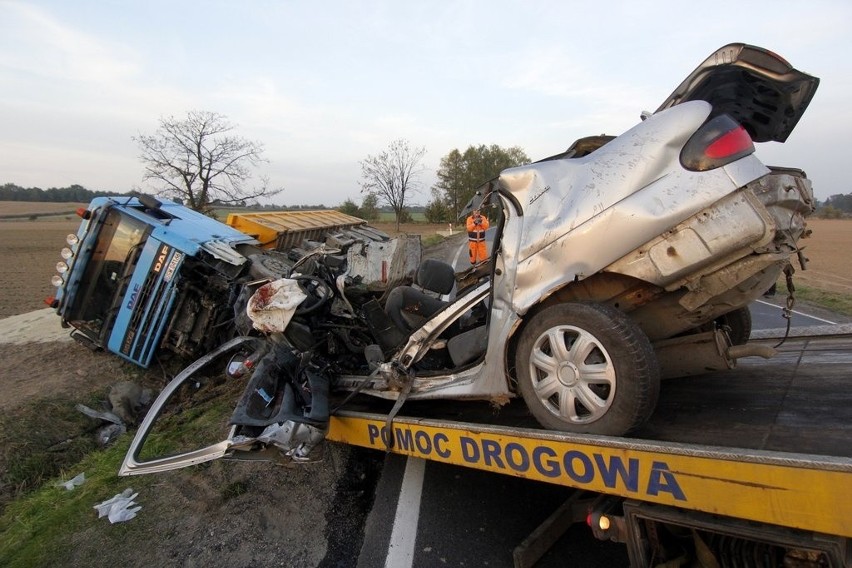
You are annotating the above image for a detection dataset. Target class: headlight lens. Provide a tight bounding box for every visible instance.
[56,261,69,274]
[51,275,64,287]
[60,247,74,260]
[66,234,79,246]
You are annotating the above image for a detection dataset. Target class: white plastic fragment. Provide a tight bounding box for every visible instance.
[94,488,142,523]
[56,472,86,491]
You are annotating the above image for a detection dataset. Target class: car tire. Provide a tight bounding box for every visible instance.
[516,302,660,436]
[715,307,752,346]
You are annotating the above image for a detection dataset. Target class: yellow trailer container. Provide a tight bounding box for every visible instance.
[226,210,368,250]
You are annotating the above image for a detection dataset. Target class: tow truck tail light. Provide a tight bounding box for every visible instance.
[76,207,92,220]
[681,114,755,171]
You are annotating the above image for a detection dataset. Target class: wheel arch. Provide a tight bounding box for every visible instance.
[505,273,653,386]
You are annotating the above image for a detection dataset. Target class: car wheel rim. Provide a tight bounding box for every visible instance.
[528,325,616,424]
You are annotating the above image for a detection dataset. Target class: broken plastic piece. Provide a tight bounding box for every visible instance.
[94,488,142,523]
[97,423,126,446]
[76,403,124,426]
[56,472,86,490]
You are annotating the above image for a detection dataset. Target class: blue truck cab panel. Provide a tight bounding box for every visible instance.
[55,196,259,367]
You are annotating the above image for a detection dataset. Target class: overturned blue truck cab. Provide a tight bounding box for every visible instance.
[50,195,405,368]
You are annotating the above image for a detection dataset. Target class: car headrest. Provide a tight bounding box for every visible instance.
[416,259,456,295]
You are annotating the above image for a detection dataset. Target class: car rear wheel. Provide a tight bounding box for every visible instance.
[516,302,660,436]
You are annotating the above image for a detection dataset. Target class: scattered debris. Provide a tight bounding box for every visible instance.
[75,381,154,446]
[108,381,152,425]
[75,403,123,426]
[56,472,86,491]
[94,488,141,524]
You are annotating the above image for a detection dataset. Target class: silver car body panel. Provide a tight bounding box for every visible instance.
[495,100,769,316]
[604,188,776,290]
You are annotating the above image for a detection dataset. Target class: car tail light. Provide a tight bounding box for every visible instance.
[681,114,755,171]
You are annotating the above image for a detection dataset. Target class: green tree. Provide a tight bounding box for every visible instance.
[134,111,282,214]
[434,144,529,220]
[360,192,380,221]
[359,139,426,231]
[338,197,361,217]
[424,188,451,223]
[824,193,852,214]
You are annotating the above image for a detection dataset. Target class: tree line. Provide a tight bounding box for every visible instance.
[818,194,852,218]
[0,183,114,203]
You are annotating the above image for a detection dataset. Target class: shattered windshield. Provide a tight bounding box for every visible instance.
[67,209,148,341]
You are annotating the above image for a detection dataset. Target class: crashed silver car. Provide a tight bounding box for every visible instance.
[121,43,818,474]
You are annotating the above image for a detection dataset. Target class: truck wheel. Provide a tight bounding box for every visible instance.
[715,307,752,346]
[248,253,291,280]
[516,302,660,436]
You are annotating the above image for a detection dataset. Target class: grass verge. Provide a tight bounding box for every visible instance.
[0,377,238,567]
[0,437,150,567]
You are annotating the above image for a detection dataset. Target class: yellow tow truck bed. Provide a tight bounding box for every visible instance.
[327,335,852,539]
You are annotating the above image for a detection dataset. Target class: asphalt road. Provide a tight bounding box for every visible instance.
[749,296,850,329]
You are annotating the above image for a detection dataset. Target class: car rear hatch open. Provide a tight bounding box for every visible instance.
[655,43,819,143]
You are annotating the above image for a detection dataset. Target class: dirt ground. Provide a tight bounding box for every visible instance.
[788,219,852,295]
[0,201,89,218]
[1,205,850,566]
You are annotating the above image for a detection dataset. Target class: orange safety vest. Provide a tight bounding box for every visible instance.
[466,214,490,264]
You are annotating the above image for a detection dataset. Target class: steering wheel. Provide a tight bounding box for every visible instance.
[292,275,333,316]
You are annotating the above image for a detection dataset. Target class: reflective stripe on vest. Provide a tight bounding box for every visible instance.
[468,231,486,241]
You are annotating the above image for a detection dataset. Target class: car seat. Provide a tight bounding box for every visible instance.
[384,259,456,333]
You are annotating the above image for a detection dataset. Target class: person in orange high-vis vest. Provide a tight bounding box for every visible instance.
[466,209,490,264]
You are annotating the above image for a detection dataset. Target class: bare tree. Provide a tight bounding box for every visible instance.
[134,111,282,213]
[359,139,426,231]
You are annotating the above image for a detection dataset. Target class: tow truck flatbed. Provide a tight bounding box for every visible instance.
[326,335,852,540]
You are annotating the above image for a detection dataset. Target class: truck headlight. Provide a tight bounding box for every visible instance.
[51,275,64,287]
[60,247,74,260]
[56,261,69,274]
[66,234,79,246]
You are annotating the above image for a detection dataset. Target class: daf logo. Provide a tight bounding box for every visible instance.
[126,282,141,311]
[153,244,170,273]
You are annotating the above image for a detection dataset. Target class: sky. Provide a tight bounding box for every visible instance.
[1,1,850,206]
